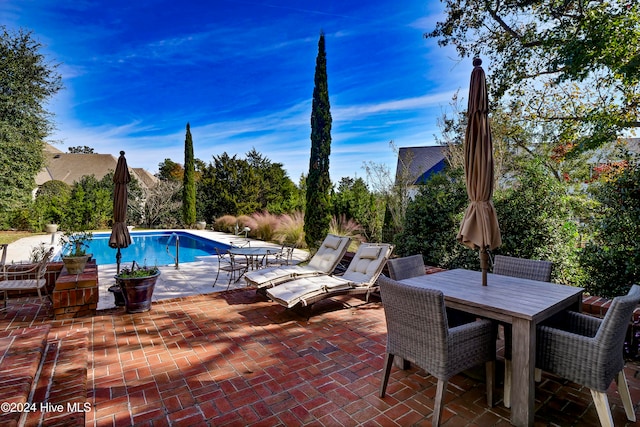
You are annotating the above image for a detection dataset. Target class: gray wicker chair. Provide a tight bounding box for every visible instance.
[493,255,552,281]
[386,254,426,280]
[387,255,475,328]
[494,254,552,408]
[378,276,495,426]
[536,285,640,427]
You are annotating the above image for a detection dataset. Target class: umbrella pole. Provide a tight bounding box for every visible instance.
[116,248,122,275]
[480,247,489,286]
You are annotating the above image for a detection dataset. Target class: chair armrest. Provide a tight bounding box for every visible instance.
[563,311,602,337]
[536,325,599,372]
[449,319,495,347]
[3,263,41,279]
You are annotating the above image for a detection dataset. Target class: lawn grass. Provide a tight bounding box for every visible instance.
[0,231,41,245]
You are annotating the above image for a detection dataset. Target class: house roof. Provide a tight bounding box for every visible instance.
[396,146,449,185]
[36,144,158,189]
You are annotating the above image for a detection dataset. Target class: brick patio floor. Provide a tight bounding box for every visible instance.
[1,289,639,426]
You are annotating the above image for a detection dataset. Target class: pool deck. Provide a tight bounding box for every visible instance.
[3,229,310,310]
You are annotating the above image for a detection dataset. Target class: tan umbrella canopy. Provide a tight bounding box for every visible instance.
[457,58,502,285]
[109,151,132,274]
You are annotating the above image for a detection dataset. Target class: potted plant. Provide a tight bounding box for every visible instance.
[115,262,160,313]
[60,230,93,274]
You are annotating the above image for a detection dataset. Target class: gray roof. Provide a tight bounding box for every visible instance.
[396,146,449,184]
[36,144,158,189]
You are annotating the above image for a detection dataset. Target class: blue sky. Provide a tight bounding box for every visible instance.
[2,0,473,183]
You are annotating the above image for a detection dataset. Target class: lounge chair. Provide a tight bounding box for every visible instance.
[266,243,393,310]
[244,234,351,290]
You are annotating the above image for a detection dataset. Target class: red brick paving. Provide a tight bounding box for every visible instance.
[1,289,639,426]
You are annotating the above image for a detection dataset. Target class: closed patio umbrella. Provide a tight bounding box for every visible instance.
[457,58,502,285]
[109,151,132,274]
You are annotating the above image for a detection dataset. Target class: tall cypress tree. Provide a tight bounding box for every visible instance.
[182,122,196,226]
[304,32,332,249]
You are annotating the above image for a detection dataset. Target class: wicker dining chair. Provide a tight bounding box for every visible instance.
[378,276,495,426]
[536,285,640,427]
[494,254,553,408]
[386,254,426,280]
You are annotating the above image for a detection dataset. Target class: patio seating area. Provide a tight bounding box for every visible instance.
[1,285,639,426]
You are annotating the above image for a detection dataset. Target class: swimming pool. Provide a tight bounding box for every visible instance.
[59,231,230,267]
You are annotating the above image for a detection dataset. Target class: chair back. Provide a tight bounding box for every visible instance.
[386,255,425,280]
[493,255,552,282]
[307,234,351,273]
[596,285,640,361]
[36,248,54,279]
[342,243,393,285]
[214,247,231,263]
[379,276,449,375]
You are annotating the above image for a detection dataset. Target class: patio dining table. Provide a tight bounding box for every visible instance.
[228,246,280,270]
[398,268,584,427]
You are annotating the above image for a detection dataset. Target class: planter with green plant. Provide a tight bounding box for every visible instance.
[60,231,93,274]
[115,262,160,313]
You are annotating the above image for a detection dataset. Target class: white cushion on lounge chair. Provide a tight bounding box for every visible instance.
[245,234,350,289]
[266,275,353,308]
[245,265,321,288]
[266,243,394,309]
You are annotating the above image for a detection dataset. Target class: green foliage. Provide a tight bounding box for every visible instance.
[197,151,298,222]
[396,168,478,269]
[0,27,62,224]
[305,32,333,249]
[493,162,584,287]
[427,2,640,156]
[34,180,71,227]
[60,231,93,257]
[332,177,382,242]
[61,175,112,230]
[67,146,95,154]
[182,123,197,226]
[116,264,159,278]
[580,159,640,298]
[157,158,184,182]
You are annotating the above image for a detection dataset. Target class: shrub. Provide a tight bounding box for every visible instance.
[214,215,237,233]
[396,167,478,269]
[330,214,364,251]
[274,211,306,248]
[579,158,640,298]
[250,211,279,241]
[493,162,584,287]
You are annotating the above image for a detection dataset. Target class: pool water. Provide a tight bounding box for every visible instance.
[60,231,230,267]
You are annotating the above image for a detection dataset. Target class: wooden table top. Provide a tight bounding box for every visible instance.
[399,269,584,323]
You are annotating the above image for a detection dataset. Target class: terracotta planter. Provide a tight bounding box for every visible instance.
[62,255,90,274]
[116,271,160,313]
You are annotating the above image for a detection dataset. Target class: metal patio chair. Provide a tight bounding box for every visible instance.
[213,247,248,290]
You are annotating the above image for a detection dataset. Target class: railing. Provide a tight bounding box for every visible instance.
[165,233,179,270]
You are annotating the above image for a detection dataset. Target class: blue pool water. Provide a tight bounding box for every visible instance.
[60,231,230,267]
